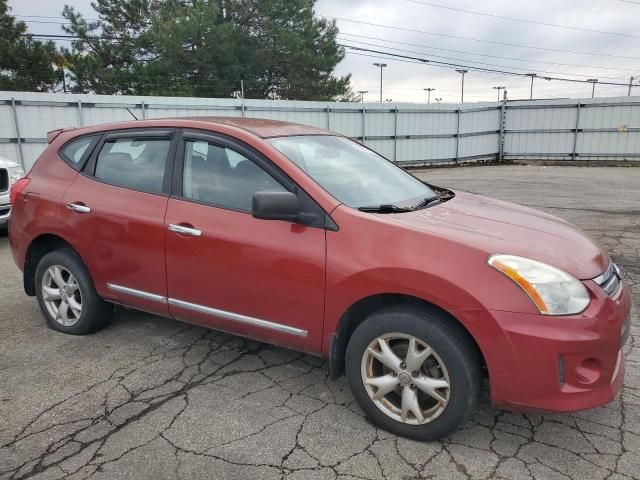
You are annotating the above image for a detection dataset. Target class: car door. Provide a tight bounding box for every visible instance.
[61,128,177,316]
[164,130,326,353]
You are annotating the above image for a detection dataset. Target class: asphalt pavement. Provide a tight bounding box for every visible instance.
[0,164,638,480]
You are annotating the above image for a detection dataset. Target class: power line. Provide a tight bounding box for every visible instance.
[341,44,637,87]
[406,0,640,38]
[24,34,79,39]
[24,30,639,87]
[17,11,640,62]
[337,39,629,81]
[338,32,640,73]
[14,19,70,25]
[13,13,100,21]
[322,15,640,60]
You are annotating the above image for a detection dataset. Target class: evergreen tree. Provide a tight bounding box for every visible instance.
[62,0,353,100]
[0,0,62,91]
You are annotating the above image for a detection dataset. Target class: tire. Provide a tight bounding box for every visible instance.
[35,248,112,335]
[345,305,481,441]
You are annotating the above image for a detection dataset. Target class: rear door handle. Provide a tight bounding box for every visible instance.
[168,224,202,237]
[66,202,91,213]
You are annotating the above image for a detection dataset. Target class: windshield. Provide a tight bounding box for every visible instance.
[268,135,435,209]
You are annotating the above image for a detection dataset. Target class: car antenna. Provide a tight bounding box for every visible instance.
[125,108,139,120]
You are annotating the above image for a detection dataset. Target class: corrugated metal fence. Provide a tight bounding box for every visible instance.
[2,91,640,170]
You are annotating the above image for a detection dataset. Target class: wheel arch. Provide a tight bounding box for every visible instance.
[23,233,84,296]
[328,293,487,380]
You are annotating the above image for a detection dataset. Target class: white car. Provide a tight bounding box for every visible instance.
[0,156,25,232]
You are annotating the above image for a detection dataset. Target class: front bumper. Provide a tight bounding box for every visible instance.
[457,278,631,413]
[0,192,9,228]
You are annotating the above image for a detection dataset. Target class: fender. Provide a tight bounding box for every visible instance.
[322,266,487,358]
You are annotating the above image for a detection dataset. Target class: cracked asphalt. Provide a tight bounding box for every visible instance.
[0,164,638,480]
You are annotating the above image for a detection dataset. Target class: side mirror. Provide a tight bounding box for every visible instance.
[252,191,300,221]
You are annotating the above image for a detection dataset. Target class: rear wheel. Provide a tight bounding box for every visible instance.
[35,248,112,335]
[345,305,481,441]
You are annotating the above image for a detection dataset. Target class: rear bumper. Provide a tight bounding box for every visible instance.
[457,279,631,413]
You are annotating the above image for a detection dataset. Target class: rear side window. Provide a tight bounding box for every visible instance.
[59,135,99,170]
[94,137,171,195]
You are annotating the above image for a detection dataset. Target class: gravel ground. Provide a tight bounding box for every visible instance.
[0,164,638,480]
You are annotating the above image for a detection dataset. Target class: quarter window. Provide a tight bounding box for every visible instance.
[94,137,171,194]
[182,140,286,211]
[60,135,99,169]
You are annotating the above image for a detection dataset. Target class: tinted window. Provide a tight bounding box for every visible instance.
[94,137,170,194]
[182,140,286,211]
[60,135,99,169]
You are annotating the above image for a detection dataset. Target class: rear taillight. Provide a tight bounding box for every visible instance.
[10,178,30,205]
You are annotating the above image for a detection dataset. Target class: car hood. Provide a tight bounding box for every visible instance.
[384,190,609,280]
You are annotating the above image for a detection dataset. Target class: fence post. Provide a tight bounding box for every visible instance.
[140,101,146,119]
[498,99,506,162]
[572,102,581,161]
[240,80,246,117]
[10,98,25,170]
[361,106,366,142]
[454,108,461,164]
[393,107,399,163]
[77,99,84,127]
[326,105,331,130]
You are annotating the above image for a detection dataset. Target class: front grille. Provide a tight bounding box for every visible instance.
[0,168,8,193]
[593,262,621,297]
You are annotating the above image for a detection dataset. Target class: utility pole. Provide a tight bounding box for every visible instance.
[587,79,598,98]
[455,69,467,104]
[492,86,505,102]
[423,87,435,104]
[357,90,368,103]
[526,73,537,100]
[628,76,635,96]
[373,63,387,103]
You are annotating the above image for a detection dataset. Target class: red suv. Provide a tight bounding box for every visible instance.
[8,118,630,440]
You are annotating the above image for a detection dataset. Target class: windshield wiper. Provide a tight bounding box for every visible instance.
[358,204,413,213]
[411,196,440,210]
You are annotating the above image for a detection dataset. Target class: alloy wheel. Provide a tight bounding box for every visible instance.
[41,265,83,327]
[361,333,450,425]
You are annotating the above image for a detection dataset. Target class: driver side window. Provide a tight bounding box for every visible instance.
[182,140,286,211]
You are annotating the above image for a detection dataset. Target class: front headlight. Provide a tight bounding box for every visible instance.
[8,165,25,184]
[488,254,590,315]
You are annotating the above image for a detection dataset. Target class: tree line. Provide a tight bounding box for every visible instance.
[0,0,354,101]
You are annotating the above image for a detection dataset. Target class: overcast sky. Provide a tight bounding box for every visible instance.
[9,0,640,103]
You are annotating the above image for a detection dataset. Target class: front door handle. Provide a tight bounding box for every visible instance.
[168,224,202,237]
[66,202,91,213]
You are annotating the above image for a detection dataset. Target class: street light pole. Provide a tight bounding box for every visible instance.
[357,90,368,103]
[526,73,537,100]
[373,63,387,103]
[492,86,505,102]
[628,76,635,96]
[587,79,598,98]
[455,69,467,104]
[435,97,442,104]
[423,87,435,104]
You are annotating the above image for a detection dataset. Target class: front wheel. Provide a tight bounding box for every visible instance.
[345,305,481,441]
